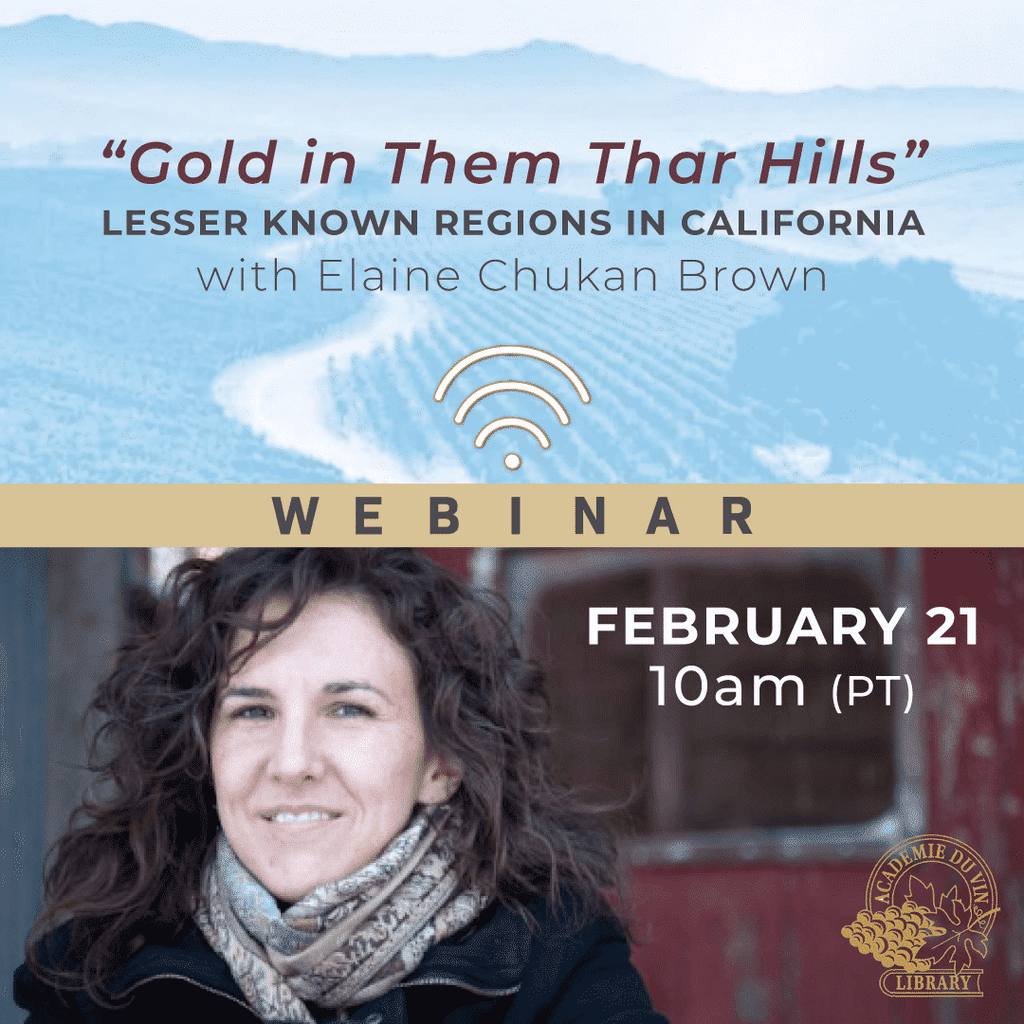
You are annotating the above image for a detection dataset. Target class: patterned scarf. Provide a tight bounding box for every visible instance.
[194,807,488,1022]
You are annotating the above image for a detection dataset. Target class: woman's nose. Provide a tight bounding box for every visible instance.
[266,713,324,782]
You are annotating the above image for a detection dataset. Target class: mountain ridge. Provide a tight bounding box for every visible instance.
[1,15,706,89]
[6,15,1023,99]
[2,15,1020,150]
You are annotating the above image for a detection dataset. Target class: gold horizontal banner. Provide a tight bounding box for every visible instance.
[1,484,1022,546]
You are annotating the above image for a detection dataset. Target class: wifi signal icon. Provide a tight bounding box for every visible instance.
[434,345,591,470]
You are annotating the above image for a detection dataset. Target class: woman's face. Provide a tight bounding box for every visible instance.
[210,592,458,902]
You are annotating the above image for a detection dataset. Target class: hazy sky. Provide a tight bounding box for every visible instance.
[4,0,1023,92]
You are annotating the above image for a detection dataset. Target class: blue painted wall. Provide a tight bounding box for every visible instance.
[0,552,48,1024]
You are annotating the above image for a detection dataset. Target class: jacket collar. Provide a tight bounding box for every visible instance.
[107,925,246,1002]
[103,898,532,1004]
[402,899,530,995]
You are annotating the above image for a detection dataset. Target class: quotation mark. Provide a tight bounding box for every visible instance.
[905,140,929,158]
[103,140,128,159]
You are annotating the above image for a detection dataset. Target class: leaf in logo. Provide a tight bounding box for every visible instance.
[931,937,984,974]
[908,875,940,917]
[908,877,995,973]
[937,886,968,928]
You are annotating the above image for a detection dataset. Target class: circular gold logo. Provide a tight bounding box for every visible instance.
[842,834,999,997]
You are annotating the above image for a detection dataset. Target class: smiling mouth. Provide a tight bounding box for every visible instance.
[262,811,342,824]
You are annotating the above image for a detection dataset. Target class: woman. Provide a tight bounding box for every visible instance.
[17,548,666,1024]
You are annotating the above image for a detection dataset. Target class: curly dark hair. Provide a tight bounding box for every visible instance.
[27,548,621,1001]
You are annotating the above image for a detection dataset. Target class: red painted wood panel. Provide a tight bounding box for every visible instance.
[628,864,929,1023]
[623,549,1023,1023]
[433,546,1023,1022]
[921,549,1024,1024]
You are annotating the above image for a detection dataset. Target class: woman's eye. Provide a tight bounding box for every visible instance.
[229,704,273,720]
[329,702,372,719]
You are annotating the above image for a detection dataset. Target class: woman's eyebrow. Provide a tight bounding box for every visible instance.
[220,686,274,700]
[323,681,393,704]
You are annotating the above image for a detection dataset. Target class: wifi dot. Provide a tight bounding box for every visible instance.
[504,453,522,471]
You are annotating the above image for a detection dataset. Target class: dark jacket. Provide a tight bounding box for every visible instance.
[14,898,668,1024]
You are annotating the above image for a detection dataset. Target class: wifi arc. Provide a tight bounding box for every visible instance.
[434,345,591,470]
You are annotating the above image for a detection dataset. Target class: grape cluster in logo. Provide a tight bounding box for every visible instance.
[842,834,1000,996]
